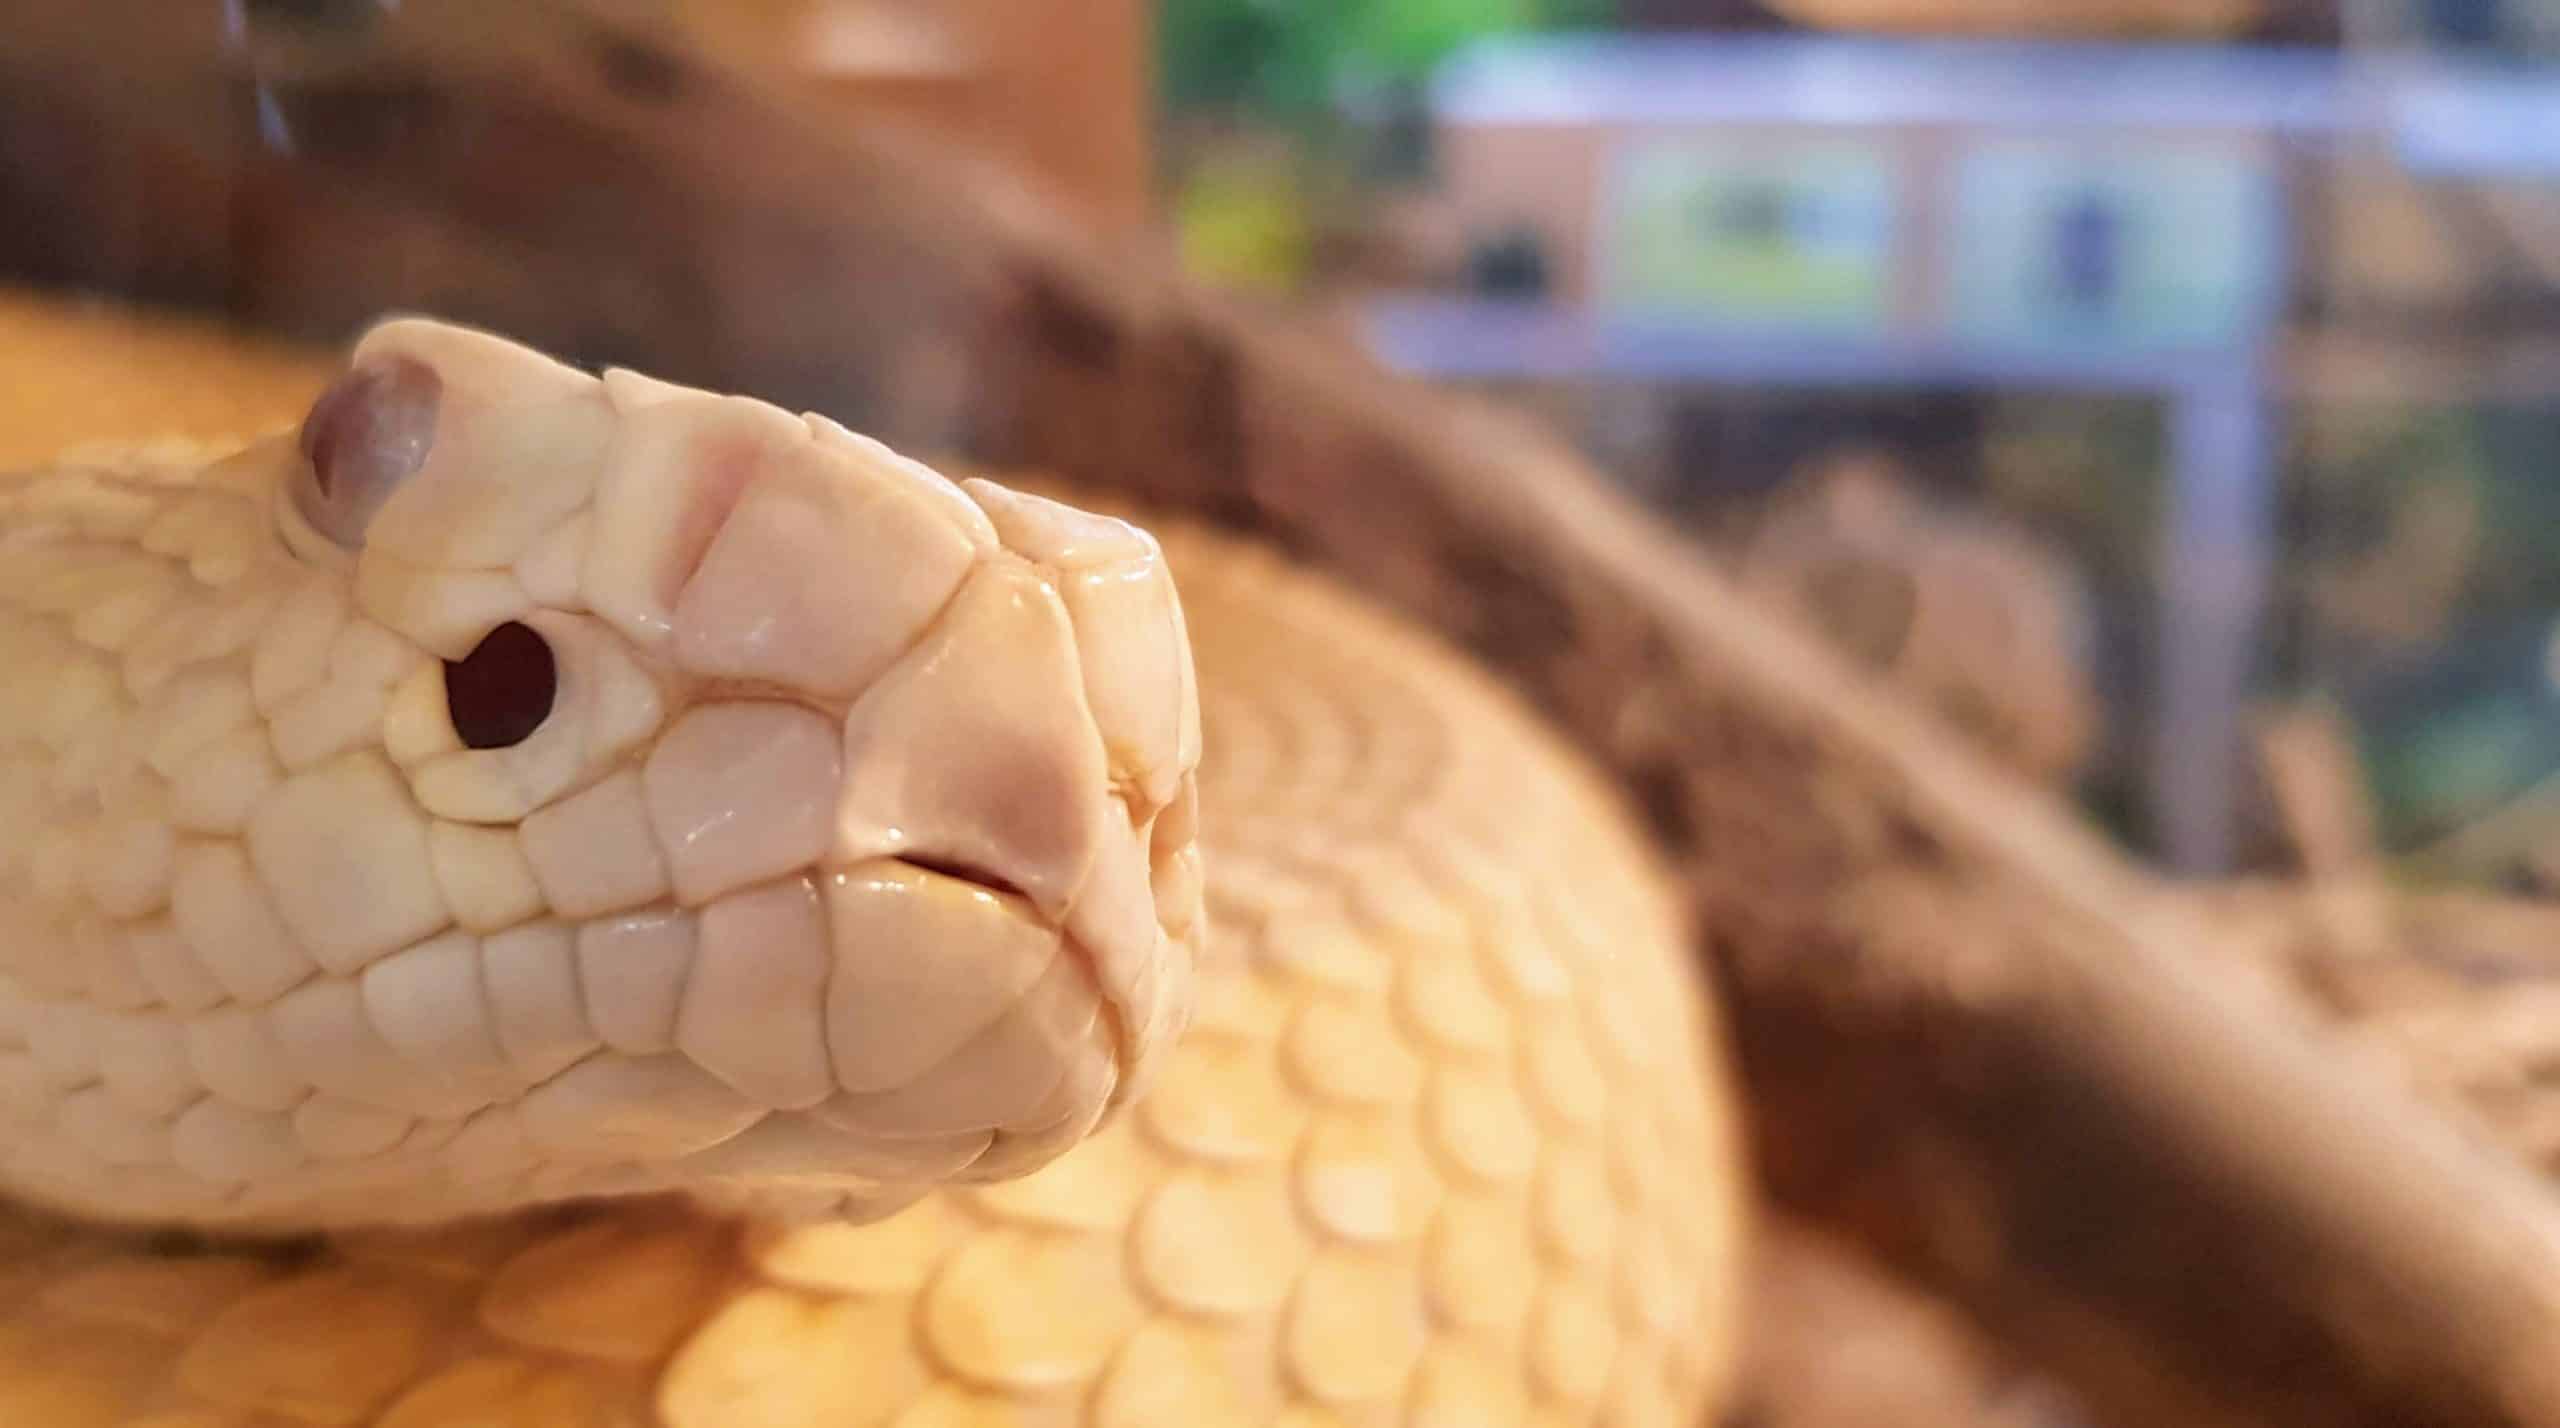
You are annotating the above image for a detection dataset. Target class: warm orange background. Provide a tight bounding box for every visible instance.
[0,289,334,468]
[641,0,1153,235]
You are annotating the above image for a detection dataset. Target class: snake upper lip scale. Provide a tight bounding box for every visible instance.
[0,315,1205,1231]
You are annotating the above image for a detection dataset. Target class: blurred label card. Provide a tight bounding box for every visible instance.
[1943,136,2282,352]
[1600,138,1897,334]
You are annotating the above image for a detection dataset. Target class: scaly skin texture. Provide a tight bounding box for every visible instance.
[0,320,1204,1230]
[0,317,1747,1426]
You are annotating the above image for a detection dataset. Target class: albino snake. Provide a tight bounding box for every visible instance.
[0,315,1747,1427]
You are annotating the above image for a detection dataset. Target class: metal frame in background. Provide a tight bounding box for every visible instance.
[1364,32,2558,874]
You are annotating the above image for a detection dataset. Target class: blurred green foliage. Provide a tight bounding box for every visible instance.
[2274,400,2560,866]
[1171,149,1316,292]
[1159,0,1612,287]
[1158,0,1614,121]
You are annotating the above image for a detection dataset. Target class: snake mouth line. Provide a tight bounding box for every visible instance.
[895,853,1029,905]
[900,854,1138,1104]
[820,848,1134,1112]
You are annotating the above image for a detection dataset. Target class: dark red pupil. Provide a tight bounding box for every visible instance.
[445,622,557,750]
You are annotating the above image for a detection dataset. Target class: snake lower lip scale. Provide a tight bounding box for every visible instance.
[0,312,1747,1428]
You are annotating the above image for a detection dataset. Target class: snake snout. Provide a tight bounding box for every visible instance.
[563,376,1207,1147]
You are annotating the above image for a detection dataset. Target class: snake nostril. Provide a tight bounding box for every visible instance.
[445,620,558,749]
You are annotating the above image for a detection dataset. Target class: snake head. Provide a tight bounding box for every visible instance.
[252,317,1203,1222]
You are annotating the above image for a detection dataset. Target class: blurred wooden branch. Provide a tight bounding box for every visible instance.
[8,5,2560,1423]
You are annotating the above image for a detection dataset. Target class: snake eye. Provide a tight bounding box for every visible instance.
[445,621,557,750]
[295,354,441,548]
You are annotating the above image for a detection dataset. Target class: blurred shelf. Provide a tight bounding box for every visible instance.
[1435,31,2560,181]
[2385,64,2560,176]
[1358,295,2254,392]
[1364,295,2560,404]
[1431,33,2354,135]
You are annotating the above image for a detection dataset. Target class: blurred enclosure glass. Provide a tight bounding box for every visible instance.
[1147,0,2560,885]
[5,0,2560,891]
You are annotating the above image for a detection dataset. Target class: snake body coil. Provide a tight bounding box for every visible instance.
[0,318,1746,1428]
